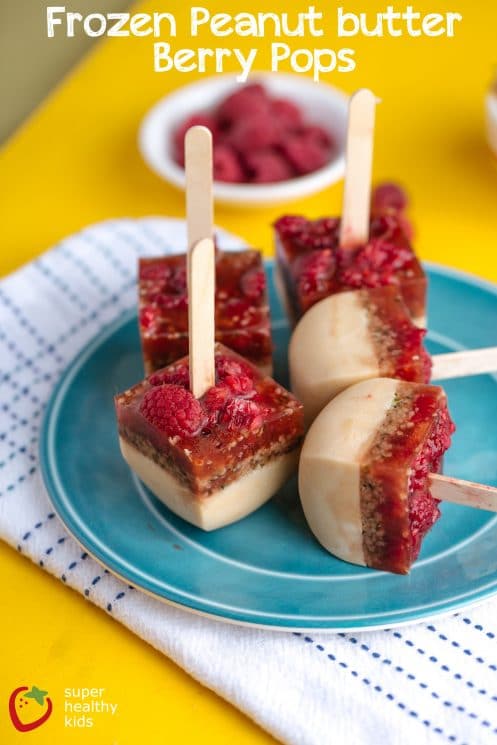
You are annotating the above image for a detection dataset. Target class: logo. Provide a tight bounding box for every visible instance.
[9,686,53,732]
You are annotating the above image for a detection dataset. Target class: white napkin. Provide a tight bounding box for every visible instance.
[1,217,497,745]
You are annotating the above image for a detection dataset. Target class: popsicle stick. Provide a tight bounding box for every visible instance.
[432,347,497,381]
[188,237,216,398]
[430,473,497,512]
[339,89,377,249]
[184,125,216,398]
[185,125,213,250]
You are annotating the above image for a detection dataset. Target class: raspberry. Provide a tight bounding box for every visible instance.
[201,384,232,429]
[216,355,255,382]
[174,114,219,161]
[139,261,172,282]
[271,98,303,129]
[275,216,339,251]
[213,144,245,183]
[297,125,333,149]
[240,267,266,300]
[140,385,204,436]
[244,149,294,183]
[281,131,331,175]
[227,115,281,152]
[223,374,254,396]
[372,182,408,214]
[338,240,413,288]
[140,306,158,329]
[217,84,269,126]
[149,366,190,388]
[274,215,309,239]
[293,249,336,296]
[219,398,263,431]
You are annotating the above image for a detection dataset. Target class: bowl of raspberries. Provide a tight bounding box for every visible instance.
[139,73,348,206]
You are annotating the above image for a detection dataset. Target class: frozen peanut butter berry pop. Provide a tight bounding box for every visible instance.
[290,285,497,424]
[115,127,304,530]
[274,90,426,327]
[139,125,272,376]
[299,378,497,574]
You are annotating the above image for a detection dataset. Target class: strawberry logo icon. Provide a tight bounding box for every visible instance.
[9,685,53,732]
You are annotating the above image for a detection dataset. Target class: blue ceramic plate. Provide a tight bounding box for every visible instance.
[40,262,497,631]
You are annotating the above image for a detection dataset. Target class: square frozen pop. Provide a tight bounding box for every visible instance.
[115,344,304,531]
[274,212,426,327]
[139,248,273,375]
[275,91,426,328]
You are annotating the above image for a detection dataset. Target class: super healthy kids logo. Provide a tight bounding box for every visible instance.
[9,686,53,732]
[46,5,463,81]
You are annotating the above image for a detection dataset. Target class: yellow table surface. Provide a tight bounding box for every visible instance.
[1,0,497,741]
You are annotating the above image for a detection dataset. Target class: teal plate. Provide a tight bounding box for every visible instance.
[40,262,497,631]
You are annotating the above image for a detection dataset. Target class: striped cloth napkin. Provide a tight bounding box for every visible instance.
[1,217,497,745]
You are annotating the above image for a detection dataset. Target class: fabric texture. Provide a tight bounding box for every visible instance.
[1,217,496,745]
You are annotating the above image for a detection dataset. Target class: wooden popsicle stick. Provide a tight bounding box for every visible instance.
[432,347,497,381]
[339,89,377,250]
[184,125,216,398]
[430,473,497,512]
[188,237,216,398]
[185,125,214,250]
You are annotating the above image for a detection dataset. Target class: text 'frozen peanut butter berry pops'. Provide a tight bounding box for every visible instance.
[274,89,426,327]
[115,127,304,530]
[299,378,497,575]
[290,286,497,424]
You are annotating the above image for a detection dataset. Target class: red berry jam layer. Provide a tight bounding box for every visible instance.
[274,213,426,325]
[363,287,432,383]
[139,249,273,375]
[115,345,304,499]
[360,382,455,574]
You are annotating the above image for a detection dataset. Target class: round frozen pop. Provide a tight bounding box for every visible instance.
[299,377,497,574]
[290,285,497,425]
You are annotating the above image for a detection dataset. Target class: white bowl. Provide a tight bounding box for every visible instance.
[138,73,348,207]
[486,90,497,158]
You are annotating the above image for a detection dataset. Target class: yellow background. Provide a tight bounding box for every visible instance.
[1,0,497,741]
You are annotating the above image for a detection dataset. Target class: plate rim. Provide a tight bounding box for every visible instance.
[39,259,497,631]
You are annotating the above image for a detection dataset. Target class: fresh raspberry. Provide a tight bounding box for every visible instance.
[201,384,232,429]
[216,355,255,382]
[244,149,294,183]
[240,267,266,301]
[223,374,254,396]
[139,261,172,282]
[297,125,333,149]
[219,398,263,431]
[213,144,245,183]
[293,249,336,296]
[372,182,408,214]
[271,98,303,129]
[140,306,158,330]
[140,385,204,436]
[217,84,269,126]
[274,215,309,239]
[281,129,331,175]
[174,114,219,161]
[227,115,281,152]
[275,216,339,250]
[149,366,190,388]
